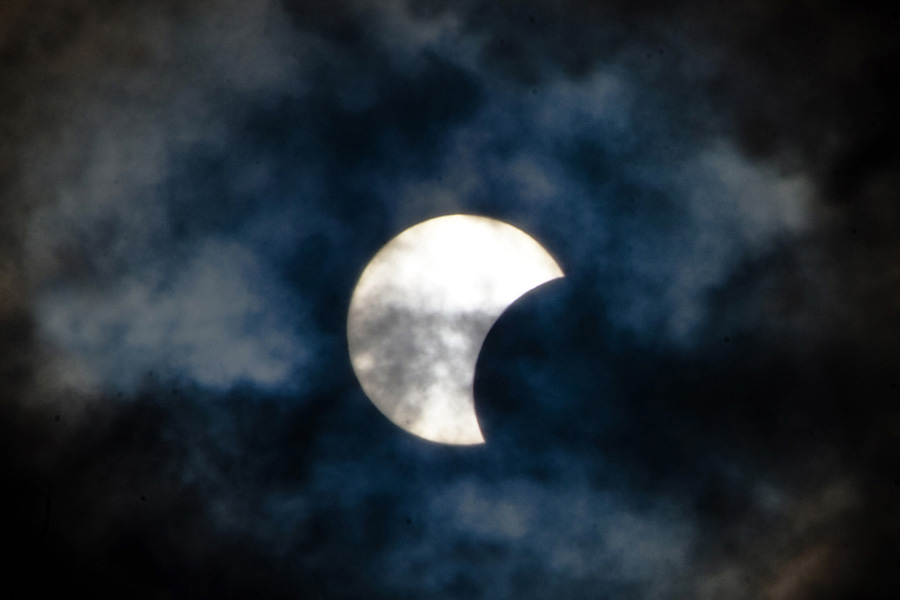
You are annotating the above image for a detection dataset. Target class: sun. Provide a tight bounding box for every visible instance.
[346,215,564,445]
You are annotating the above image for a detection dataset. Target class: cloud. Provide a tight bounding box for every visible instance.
[378,477,692,598]
[35,237,315,392]
[5,0,323,395]
[692,479,861,600]
[380,68,816,345]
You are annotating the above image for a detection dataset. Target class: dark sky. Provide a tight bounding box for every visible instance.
[1,1,899,598]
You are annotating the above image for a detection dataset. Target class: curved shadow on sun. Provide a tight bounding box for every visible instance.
[474,276,616,457]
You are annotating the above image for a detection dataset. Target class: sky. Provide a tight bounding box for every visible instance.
[1,0,898,598]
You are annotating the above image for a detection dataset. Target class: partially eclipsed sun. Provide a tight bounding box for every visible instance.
[347,215,564,445]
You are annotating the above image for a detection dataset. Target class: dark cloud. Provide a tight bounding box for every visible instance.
[1,0,898,598]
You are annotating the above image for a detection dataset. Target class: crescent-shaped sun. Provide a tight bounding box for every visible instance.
[347,215,564,445]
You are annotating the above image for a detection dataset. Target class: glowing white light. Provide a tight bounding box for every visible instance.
[347,215,564,445]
